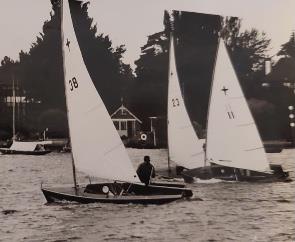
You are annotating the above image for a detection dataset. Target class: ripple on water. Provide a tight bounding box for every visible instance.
[0,149,294,241]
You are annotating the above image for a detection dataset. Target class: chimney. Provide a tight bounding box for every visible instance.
[265,58,271,75]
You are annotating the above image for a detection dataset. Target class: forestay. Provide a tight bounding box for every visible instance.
[206,39,271,173]
[167,34,205,169]
[62,0,140,183]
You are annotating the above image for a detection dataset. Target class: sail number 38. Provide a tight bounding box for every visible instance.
[69,77,78,91]
[172,98,180,107]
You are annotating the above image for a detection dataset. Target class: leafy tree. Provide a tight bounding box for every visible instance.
[262,32,295,141]
[221,17,271,97]
[69,1,134,113]
[133,11,221,128]
[134,11,274,140]
[0,0,134,137]
[19,3,64,109]
[278,32,295,58]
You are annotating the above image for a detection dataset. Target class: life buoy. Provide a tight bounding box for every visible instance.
[140,133,147,141]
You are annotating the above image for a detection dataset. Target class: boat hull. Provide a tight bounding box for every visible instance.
[181,164,292,183]
[41,182,194,205]
[0,148,52,155]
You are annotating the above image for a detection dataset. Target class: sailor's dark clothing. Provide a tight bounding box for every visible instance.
[136,162,155,185]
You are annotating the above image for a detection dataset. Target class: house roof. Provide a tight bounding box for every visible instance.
[111,104,142,123]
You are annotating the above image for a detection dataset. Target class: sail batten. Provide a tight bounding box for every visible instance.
[62,0,140,183]
[206,39,271,173]
[167,34,205,169]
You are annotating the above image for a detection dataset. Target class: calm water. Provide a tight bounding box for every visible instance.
[1,149,294,242]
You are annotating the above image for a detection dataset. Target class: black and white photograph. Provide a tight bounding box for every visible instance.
[0,0,294,241]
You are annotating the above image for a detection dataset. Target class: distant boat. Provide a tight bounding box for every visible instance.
[182,38,290,182]
[41,0,193,205]
[0,64,51,156]
[167,33,205,177]
[0,140,52,155]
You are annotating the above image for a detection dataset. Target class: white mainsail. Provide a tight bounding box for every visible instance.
[62,0,140,183]
[167,34,205,169]
[206,38,271,173]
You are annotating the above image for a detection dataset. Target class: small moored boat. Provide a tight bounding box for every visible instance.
[0,141,52,155]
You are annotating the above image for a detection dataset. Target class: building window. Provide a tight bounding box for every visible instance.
[113,121,119,130]
[121,121,127,130]
[121,108,127,115]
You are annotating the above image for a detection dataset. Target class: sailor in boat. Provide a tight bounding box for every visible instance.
[136,156,156,185]
[35,144,45,151]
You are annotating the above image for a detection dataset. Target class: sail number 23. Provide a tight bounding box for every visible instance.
[69,77,78,91]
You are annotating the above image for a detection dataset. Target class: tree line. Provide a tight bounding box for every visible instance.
[0,1,294,142]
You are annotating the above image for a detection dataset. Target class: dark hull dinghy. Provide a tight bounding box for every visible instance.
[42,182,193,205]
[181,164,291,183]
[42,0,195,206]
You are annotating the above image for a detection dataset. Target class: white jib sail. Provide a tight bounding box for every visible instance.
[206,38,271,173]
[167,34,205,169]
[62,0,140,183]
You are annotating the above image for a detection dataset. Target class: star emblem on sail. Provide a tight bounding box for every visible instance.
[66,38,71,52]
[221,86,229,95]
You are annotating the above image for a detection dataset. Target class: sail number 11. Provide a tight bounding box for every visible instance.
[69,77,78,91]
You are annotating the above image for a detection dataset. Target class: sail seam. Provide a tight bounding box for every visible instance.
[230,96,243,99]
[244,147,264,152]
[85,103,103,115]
[103,142,124,156]
[218,159,232,162]
[178,124,193,130]
[191,152,204,157]
[237,122,255,127]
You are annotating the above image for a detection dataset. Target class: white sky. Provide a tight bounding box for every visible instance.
[0,0,294,68]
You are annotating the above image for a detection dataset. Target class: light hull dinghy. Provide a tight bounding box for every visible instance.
[0,141,52,155]
[42,182,193,205]
[181,164,291,183]
[0,148,51,156]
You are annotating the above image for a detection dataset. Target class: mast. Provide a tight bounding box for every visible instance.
[166,31,173,175]
[12,74,16,140]
[61,0,78,190]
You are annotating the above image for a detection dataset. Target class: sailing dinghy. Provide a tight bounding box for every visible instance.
[182,38,290,182]
[167,33,206,181]
[0,140,52,155]
[0,77,51,155]
[41,0,193,204]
